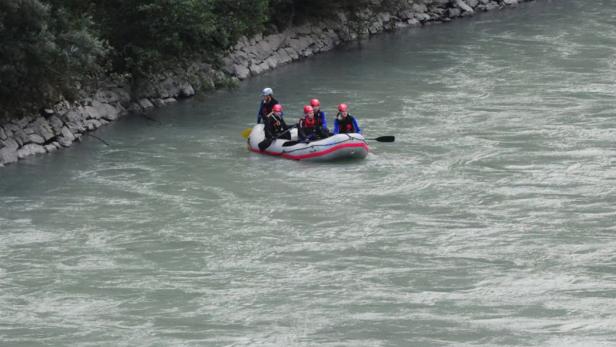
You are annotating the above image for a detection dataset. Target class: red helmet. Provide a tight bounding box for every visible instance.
[310,98,320,107]
[303,105,314,114]
[272,104,282,112]
[338,103,348,112]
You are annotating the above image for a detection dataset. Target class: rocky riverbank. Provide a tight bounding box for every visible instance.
[0,0,530,167]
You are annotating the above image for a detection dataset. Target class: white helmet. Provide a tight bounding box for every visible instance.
[261,87,273,96]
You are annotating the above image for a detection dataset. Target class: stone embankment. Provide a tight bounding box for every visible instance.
[0,0,528,167]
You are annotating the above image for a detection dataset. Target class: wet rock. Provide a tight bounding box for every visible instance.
[456,0,475,13]
[58,126,75,147]
[448,8,462,17]
[152,98,165,108]
[138,98,154,110]
[163,98,177,105]
[45,144,58,153]
[63,110,86,133]
[0,139,19,164]
[503,0,518,5]
[18,144,46,159]
[179,83,195,98]
[127,102,143,114]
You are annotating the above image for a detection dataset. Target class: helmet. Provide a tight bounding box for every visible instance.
[338,103,348,112]
[303,105,314,114]
[261,87,273,96]
[272,104,283,112]
[310,98,320,107]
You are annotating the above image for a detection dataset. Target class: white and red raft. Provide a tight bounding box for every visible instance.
[247,124,369,161]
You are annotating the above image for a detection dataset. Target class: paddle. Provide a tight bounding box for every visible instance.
[368,136,395,142]
[241,127,252,139]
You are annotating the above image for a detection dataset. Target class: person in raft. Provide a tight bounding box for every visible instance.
[298,105,329,142]
[309,98,329,133]
[256,87,279,124]
[333,103,361,134]
[263,104,291,140]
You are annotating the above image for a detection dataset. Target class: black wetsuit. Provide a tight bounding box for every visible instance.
[257,97,279,123]
[263,113,290,140]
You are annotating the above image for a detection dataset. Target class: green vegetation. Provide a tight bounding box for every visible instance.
[0,0,398,117]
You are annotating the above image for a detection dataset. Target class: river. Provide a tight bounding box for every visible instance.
[1,0,615,345]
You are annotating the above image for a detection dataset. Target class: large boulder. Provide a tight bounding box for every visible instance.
[62,110,86,133]
[28,134,45,145]
[17,144,46,159]
[91,100,120,121]
[48,115,64,135]
[234,64,250,79]
[0,126,6,141]
[27,117,55,141]
[58,126,75,147]
[0,137,19,164]
[456,0,475,13]
[138,98,154,110]
[179,83,195,98]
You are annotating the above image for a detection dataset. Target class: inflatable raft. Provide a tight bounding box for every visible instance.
[247,124,369,161]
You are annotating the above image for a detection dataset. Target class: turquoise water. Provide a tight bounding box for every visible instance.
[1,1,616,345]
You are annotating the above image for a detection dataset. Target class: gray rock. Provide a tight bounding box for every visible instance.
[17,144,46,159]
[138,98,155,110]
[277,49,292,64]
[264,56,279,70]
[11,128,29,147]
[467,0,479,7]
[84,105,101,119]
[48,115,64,135]
[53,100,71,115]
[503,0,518,5]
[28,134,45,145]
[412,3,428,13]
[158,78,180,98]
[58,126,75,147]
[0,126,6,141]
[29,117,55,141]
[127,102,143,114]
[179,83,195,98]
[407,18,421,26]
[486,1,499,10]
[94,89,120,104]
[1,137,19,151]
[448,8,462,17]
[85,119,101,130]
[249,62,269,75]
[152,98,166,108]
[0,146,18,164]
[13,116,32,129]
[234,64,251,80]
[45,144,58,153]
[63,110,86,133]
[163,98,177,105]
[456,0,475,13]
[285,47,299,60]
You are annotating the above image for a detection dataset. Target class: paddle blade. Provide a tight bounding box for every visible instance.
[372,136,395,142]
[241,128,252,139]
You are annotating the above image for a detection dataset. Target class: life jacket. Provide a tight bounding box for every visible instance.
[301,115,321,129]
[338,115,356,133]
